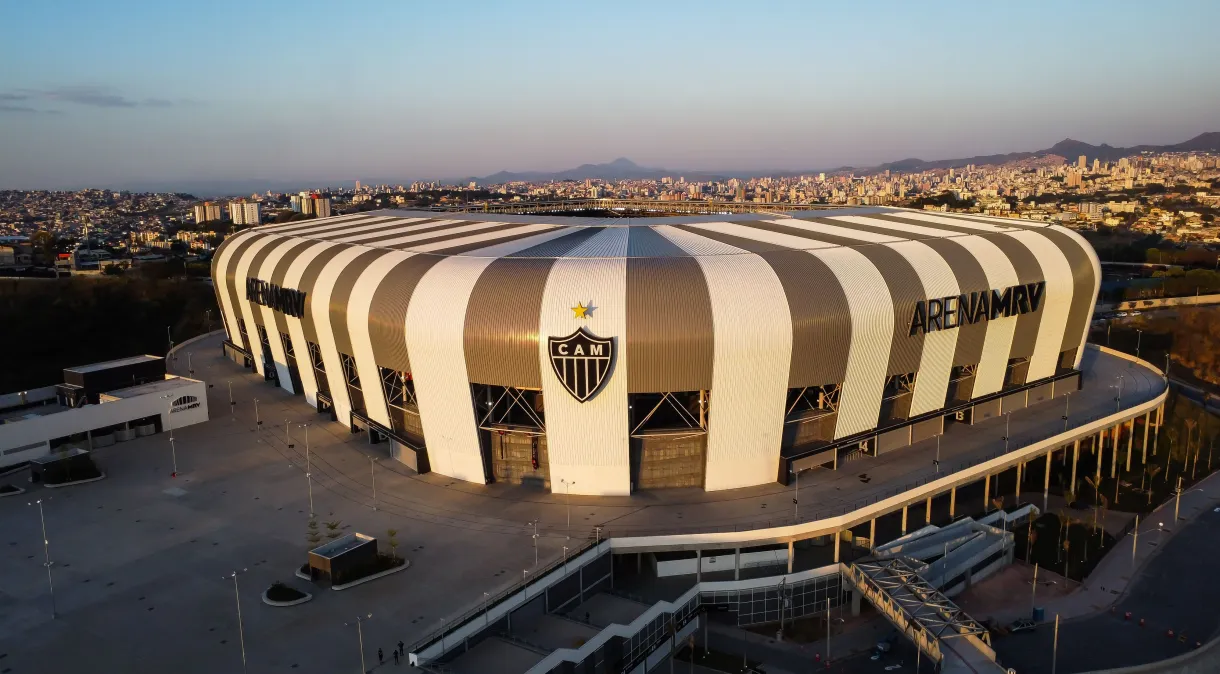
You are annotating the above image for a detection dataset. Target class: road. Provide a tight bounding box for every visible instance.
[992,502,1220,673]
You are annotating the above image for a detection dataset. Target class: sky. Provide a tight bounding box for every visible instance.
[2,0,1219,191]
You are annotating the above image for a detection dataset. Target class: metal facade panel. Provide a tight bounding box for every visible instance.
[281,241,337,405]
[346,251,415,427]
[806,247,894,439]
[886,241,960,417]
[685,221,838,251]
[257,212,379,234]
[215,231,264,350]
[537,232,632,496]
[366,255,442,375]
[1047,225,1101,359]
[330,219,470,244]
[1003,230,1074,381]
[265,239,315,367]
[623,255,715,392]
[665,224,851,389]
[309,246,372,425]
[362,221,520,248]
[655,225,793,491]
[294,217,410,241]
[232,234,281,376]
[254,237,310,392]
[296,245,350,345]
[327,250,387,358]
[407,223,559,253]
[463,257,555,388]
[948,236,1020,398]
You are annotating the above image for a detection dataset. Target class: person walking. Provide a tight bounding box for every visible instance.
[393,650,400,666]
[397,640,404,657]
[378,647,384,665]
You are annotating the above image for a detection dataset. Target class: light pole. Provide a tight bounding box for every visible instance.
[226,569,249,674]
[528,519,539,567]
[1113,376,1124,414]
[792,468,800,522]
[1135,329,1143,360]
[160,394,179,477]
[934,434,941,473]
[253,398,261,431]
[1062,392,1072,433]
[29,498,56,619]
[166,324,173,355]
[560,478,575,540]
[1003,412,1012,453]
[346,613,373,674]
[1052,613,1060,674]
[369,457,378,511]
[228,380,235,419]
[483,592,491,626]
[188,351,194,377]
[295,423,314,516]
[205,309,212,332]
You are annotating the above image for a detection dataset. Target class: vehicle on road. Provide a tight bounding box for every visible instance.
[1008,619,1036,634]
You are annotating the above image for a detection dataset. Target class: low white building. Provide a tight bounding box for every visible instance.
[0,357,209,470]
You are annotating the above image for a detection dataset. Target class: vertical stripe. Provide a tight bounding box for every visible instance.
[886,241,959,417]
[281,242,337,405]
[538,228,632,496]
[309,246,371,425]
[406,228,581,483]
[950,237,1020,397]
[253,237,310,392]
[654,226,792,491]
[213,231,261,350]
[233,234,283,376]
[1003,230,1074,380]
[347,251,415,427]
[1049,224,1101,366]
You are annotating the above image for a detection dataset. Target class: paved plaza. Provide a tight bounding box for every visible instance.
[0,333,1165,673]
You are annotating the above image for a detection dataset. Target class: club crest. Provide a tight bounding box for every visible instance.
[548,327,614,402]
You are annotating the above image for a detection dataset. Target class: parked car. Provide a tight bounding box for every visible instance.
[1008,618,1036,634]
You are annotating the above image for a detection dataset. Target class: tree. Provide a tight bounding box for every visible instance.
[30,231,57,264]
[324,520,343,540]
[387,528,399,560]
[101,264,125,276]
[306,518,321,547]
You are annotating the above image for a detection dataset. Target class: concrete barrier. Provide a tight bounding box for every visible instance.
[1083,625,1220,673]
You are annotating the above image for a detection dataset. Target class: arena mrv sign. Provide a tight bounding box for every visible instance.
[246,278,307,318]
[909,281,1046,336]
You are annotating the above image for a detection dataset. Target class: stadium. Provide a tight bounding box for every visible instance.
[211,206,1100,496]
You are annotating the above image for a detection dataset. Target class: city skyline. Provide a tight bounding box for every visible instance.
[3,0,1220,189]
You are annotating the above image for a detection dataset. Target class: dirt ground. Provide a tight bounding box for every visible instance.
[953,562,1077,625]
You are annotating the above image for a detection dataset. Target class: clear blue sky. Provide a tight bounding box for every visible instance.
[2,0,1219,190]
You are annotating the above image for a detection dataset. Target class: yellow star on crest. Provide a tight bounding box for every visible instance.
[571,302,590,319]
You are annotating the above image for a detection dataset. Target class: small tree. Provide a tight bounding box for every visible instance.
[387,528,399,560]
[325,520,343,540]
[306,518,321,547]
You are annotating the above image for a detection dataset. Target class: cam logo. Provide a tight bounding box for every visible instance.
[548,327,614,402]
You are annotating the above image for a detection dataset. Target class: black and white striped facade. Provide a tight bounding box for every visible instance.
[211,207,1100,495]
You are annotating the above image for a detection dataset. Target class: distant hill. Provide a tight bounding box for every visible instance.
[466,132,1220,184]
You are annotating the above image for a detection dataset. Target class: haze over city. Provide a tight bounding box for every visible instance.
[3,0,1220,191]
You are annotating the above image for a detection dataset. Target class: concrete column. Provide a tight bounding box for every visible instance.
[850,589,862,617]
[1071,439,1080,495]
[1095,433,1103,482]
[696,549,701,583]
[834,532,840,563]
[787,541,794,574]
[949,487,956,518]
[925,496,932,524]
[1015,463,1023,500]
[1126,419,1135,472]
[901,505,908,535]
[983,473,991,510]
[1043,449,1053,512]
[1142,411,1151,464]
[1111,425,1119,478]
[734,548,740,580]
[869,519,876,551]
[637,552,642,573]
[1153,406,1162,456]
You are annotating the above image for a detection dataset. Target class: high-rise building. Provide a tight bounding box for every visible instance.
[229,201,261,226]
[1078,155,1087,169]
[355,179,362,192]
[1092,159,1100,173]
[312,195,331,219]
[193,202,222,224]
[1065,170,1083,188]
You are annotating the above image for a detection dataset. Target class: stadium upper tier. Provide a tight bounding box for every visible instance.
[211,207,1100,495]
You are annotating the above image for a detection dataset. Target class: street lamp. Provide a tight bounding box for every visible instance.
[560,478,576,540]
[298,422,313,517]
[28,498,56,619]
[345,613,373,674]
[528,519,539,567]
[187,351,194,377]
[1062,391,1073,433]
[792,468,800,522]
[1112,375,1124,414]
[225,569,249,674]
[253,398,261,431]
[159,394,179,477]
[369,456,378,511]
[1135,329,1143,360]
[1003,411,1012,453]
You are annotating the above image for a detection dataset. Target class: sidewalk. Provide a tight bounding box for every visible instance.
[990,468,1220,625]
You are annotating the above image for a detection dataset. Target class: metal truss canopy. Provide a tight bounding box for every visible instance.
[852,558,991,645]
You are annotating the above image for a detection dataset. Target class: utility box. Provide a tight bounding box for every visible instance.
[308,533,378,585]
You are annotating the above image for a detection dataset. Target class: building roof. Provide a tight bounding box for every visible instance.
[100,376,200,399]
[242,207,1069,259]
[64,354,162,375]
[310,533,376,559]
